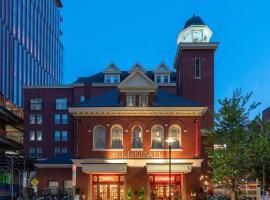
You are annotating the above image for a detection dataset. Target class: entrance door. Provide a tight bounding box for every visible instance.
[153,184,181,200]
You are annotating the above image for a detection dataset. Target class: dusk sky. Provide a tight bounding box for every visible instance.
[61,0,270,117]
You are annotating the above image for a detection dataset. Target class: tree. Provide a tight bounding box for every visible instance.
[205,89,260,200]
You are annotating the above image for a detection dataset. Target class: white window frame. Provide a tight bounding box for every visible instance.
[110,125,123,149]
[126,95,136,107]
[139,95,148,107]
[151,125,164,149]
[30,98,42,110]
[29,114,35,124]
[93,125,106,149]
[36,114,42,124]
[55,98,68,110]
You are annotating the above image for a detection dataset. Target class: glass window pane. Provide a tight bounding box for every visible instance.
[29,114,35,124]
[36,114,42,124]
[168,126,181,149]
[55,131,60,141]
[29,131,35,141]
[62,131,67,141]
[94,126,106,149]
[36,131,42,141]
[126,95,136,107]
[132,127,143,148]
[111,126,123,149]
[55,98,67,110]
[55,114,60,124]
[62,114,68,124]
[151,126,163,149]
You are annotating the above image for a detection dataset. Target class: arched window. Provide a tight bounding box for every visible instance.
[168,125,181,149]
[132,126,143,148]
[111,125,123,149]
[93,126,106,149]
[194,57,201,79]
[151,125,164,149]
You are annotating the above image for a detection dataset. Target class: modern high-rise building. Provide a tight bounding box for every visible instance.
[0,0,64,107]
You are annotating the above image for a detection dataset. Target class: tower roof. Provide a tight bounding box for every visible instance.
[184,14,206,29]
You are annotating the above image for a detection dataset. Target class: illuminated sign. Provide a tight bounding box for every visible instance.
[149,175,181,184]
[93,175,124,183]
[72,164,76,187]
[112,151,161,159]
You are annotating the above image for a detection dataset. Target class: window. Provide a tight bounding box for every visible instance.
[139,95,148,107]
[195,57,201,79]
[62,131,68,141]
[80,96,85,102]
[36,131,42,141]
[29,114,35,124]
[62,148,67,154]
[156,75,161,83]
[93,126,106,149]
[55,131,60,141]
[151,126,164,149]
[49,181,59,188]
[168,125,181,149]
[55,98,68,110]
[111,126,123,149]
[55,114,60,124]
[36,114,42,124]
[55,148,61,156]
[62,114,68,124]
[29,131,35,141]
[126,95,136,107]
[164,75,169,83]
[30,98,42,110]
[113,75,119,83]
[29,148,35,158]
[132,126,143,148]
[105,75,111,84]
[36,148,42,159]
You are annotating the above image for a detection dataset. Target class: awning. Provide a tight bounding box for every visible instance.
[146,163,192,174]
[82,163,127,174]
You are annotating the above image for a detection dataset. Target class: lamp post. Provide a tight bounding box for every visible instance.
[166,138,174,200]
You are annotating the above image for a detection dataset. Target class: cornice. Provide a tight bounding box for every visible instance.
[68,107,207,117]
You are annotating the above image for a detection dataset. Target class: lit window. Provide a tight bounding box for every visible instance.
[55,114,61,124]
[62,148,67,154]
[62,114,68,124]
[132,126,143,148]
[80,96,85,102]
[93,126,106,149]
[36,114,42,124]
[126,95,136,107]
[195,57,201,79]
[29,114,35,124]
[30,98,42,110]
[168,125,181,149]
[49,181,59,188]
[36,148,42,159]
[62,131,68,141]
[29,148,35,158]
[55,148,61,156]
[151,126,164,149]
[139,95,148,107]
[55,131,60,141]
[55,98,68,110]
[36,131,42,141]
[111,126,123,149]
[29,131,35,141]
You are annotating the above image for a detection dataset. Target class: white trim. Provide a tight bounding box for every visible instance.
[146,163,192,173]
[130,148,144,151]
[110,125,124,149]
[82,163,127,174]
[151,124,164,149]
[93,125,106,149]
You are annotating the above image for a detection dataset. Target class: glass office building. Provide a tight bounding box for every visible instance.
[0,0,63,106]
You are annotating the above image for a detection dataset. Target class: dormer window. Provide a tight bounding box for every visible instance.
[156,75,161,83]
[139,95,148,107]
[104,74,120,84]
[154,74,170,84]
[164,75,169,83]
[126,95,136,107]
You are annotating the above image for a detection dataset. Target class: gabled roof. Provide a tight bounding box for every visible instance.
[118,67,157,92]
[103,63,121,74]
[128,63,145,73]
[71,89,202,108]
[154,62,171,74]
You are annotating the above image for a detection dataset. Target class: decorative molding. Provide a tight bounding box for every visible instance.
[69,107,207,117]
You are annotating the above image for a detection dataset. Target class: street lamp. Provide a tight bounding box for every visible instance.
[166,138,174,200]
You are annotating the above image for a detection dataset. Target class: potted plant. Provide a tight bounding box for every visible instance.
[127,187,134,200]
[138,186,145,200]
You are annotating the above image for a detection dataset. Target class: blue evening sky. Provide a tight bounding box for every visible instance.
[61,0,270,117]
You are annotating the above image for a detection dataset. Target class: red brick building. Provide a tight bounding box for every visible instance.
[23,15,218,200]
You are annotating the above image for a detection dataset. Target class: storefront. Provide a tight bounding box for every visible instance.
[92,174,125,200]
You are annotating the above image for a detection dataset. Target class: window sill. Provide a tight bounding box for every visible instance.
[150,148,183,152]
[130,148,143,151]
[92,148,108,151]
[109,149,124,151]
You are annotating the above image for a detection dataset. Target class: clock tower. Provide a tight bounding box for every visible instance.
[174,15,218,127]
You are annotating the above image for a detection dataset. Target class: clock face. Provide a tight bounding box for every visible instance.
[192,31,203,41]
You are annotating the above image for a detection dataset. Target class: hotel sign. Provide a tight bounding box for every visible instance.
[112,150,161,159]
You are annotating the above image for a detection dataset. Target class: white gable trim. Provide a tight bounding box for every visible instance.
[118,67,157,91]
[128,63,145,73]
[154,62,171,74]
[103,63,121,74]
